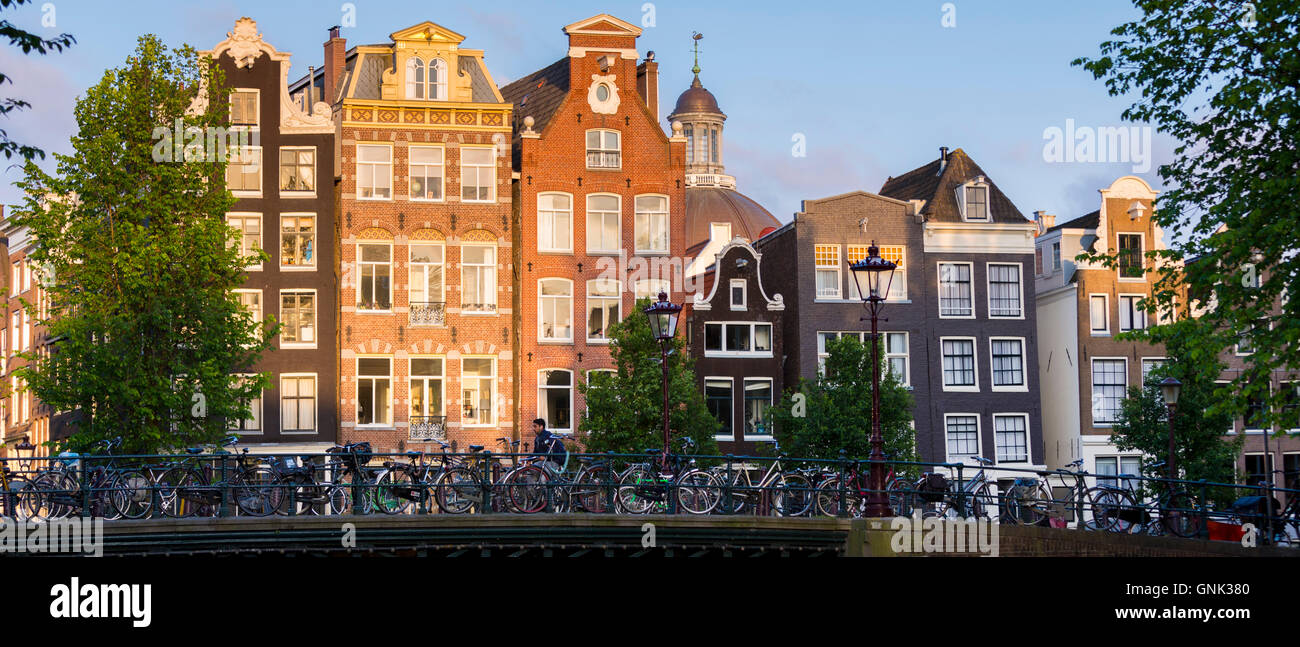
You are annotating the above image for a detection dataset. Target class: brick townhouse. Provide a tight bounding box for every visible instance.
[758,147,1045,470]
[205,18,338,451]
[292,21,514,451]
[0,206,62,456]
[499,14,686,436]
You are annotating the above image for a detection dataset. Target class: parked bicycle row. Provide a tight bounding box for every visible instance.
[2,436,1297,544]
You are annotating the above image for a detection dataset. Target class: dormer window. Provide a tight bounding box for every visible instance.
[960,181,989,222]
[586,129,620,169]
[405,58,448,100]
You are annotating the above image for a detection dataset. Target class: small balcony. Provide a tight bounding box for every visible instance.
[409,415,448,442]
[409,302,446,327]
[586,151,621,169]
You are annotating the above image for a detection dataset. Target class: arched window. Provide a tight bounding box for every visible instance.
[405,58,426,99]
[430,59,448,100]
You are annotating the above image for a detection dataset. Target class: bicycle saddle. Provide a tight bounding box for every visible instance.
[468,445,484,452]
[406,451,424,457]
[185,447,204,455]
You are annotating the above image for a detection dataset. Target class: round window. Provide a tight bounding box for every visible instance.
[596,84,610,102]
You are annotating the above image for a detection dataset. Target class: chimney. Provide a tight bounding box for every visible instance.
[306,65,315,107]
[1033,210,1056,235]
[323,26,346,105]
[637,51,659,123]
[938,146,949,175]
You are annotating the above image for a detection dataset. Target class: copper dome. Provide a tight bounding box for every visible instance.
[685,186,780,253]
[671,75,723,117]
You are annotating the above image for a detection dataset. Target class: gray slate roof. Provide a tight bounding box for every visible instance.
[879,148,1028,224]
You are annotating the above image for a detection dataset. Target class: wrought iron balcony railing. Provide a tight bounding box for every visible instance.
[409,302,446,326]
[586,151,621,169]
[409,415,448,442]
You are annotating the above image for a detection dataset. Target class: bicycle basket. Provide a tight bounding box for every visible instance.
[918,473,949,503]
[1014,477,1039,487]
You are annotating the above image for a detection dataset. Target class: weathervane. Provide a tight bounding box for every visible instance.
[691,32,703,76]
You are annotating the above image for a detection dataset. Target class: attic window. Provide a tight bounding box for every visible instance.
[959,181,989,222]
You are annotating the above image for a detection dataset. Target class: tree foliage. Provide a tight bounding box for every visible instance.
[770,335,917,467]
[577,298,720,457]
[0,0,75,160]
[1074,1,1300,428]
[11,36,273,454]
[1110,339,1243,486]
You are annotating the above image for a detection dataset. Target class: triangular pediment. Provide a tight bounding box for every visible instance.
[390,21,466,45]
[563,14,642,37]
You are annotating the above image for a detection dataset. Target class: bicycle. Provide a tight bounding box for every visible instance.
[1092,461,1201,537]
[154,436,273,518]
[710,451,814,517]
[616,439,721,515]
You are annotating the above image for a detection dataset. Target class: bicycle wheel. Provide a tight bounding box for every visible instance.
[1002,483,1051,525]
[231,467,277,516]
[773,473,814,517]
[109,469,154,520]
[617,466,660,515]
[572,464,615,513]
[156,467,205,518]
[887,477,914,517]
[374,468,414,515]
[20,471,68,521]
[506,465,550,513]
[1162,490,1202,538]
[676,469,721,515]
[815,477,862,517]
[434,467,479,514]
[1084,487,1123,531]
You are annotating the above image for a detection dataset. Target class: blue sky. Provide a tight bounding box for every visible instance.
[2,0,1166,223]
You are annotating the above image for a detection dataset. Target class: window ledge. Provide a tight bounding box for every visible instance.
[280,265,318,272]
[538,339,574,345]
[357,309,395,315]
[279,191,316,199]
[991,386,1029,393]
[942,386,980,393]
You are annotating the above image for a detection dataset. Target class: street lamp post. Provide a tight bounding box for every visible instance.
[644,292,682,472]
[14,437,35,473]
[1159,377,1182,481]
[850,242,898,518]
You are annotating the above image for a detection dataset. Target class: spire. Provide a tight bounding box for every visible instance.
[691,32,702,77]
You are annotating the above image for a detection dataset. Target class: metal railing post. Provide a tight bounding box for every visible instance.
[80,458,91,519]
[955,462,966,518]
[480,451,492,514]
[605,451,616,514]
[723,454,734,515]
[219,453,230,518]
[1198,479,1209,539]
[837,450,848,519]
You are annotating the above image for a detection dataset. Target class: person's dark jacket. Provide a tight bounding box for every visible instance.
[533,430,568,464]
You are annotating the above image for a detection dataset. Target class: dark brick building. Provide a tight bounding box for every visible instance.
[686,238,785,454]
[206,18,338,451]
[757,147,1045,469]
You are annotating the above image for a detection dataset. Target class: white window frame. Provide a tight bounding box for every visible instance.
[1090,357,1128,427]
[944,413,982,463]
[633,279,670,301]
[409,241,446,306]
[585,129,621,170]
[460,146,496,203]
[937,261,975,319]
[538,192,573,253]
[278,289,317,349]
[1244,384,1271,434]
[278,145,316,197]
[586,278,621,344]
[356,356,393,428]
[356,143,393,201]
[1117,293,1148,332]
[729,279,747,311]
[959,181,990,222]
[1089,293,1110,335]
[280,373,318,435]
[409,356,446,420]
[228,373,262,435]
[356,241,393,312]
[986,262,1024,319]
[992,413,1030,464]
[586,193,622,255]
[538,278,574,343]
[634,194,670,255]
[227,213,263,271]
[989,336,1028,392]
[1116,232,1145,282]
[703,321,775,358]
[279,212,317,270]
[705,376,735,442]
[461,356,496,427]
[741,377,775,440]
[408,144,446,202]
[461,243,497,314]
[884,331,910,387]
[814,244,841,301]
[537,369,575,435]
[1140,357,1167,388]
[1051,241,1062,272]
[940,336,979,392]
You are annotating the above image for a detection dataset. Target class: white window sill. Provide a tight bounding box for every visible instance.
[357,309,394,315]
[355,196,393,202]
[939,314,976,320]
[989,314,1025,320]
[942,385,979,393]
[1090,331,1111,337]
[460,199,495,205]
[281,430,319,435]
[588,250,622,256]
[538,339,574,345]
[704,351,774,359]
[231,191,262,199]
[538,249,574,255]
[460,310,499,316]
[279,191,316,199]
[992,385,1029,393]
[280,343,317,350]
[280,265,317,272]
[409,198,446,204]
[586,338,611,345]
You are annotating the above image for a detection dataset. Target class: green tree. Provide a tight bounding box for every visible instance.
[578,298,719,457]
[1,0,75,159]
[11,36,272,454]
[770,336,917,467]
[1111,337,1243,490]
[1074,0,1300,428]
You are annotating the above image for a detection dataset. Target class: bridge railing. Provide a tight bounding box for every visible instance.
[1,448,1295,544]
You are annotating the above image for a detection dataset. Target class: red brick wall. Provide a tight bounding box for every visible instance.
[516,35,686,439]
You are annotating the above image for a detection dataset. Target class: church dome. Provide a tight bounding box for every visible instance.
[685,186,780,253]
[671,75,723,117]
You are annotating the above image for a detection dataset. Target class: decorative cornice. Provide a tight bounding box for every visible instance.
[203,18,333,135]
